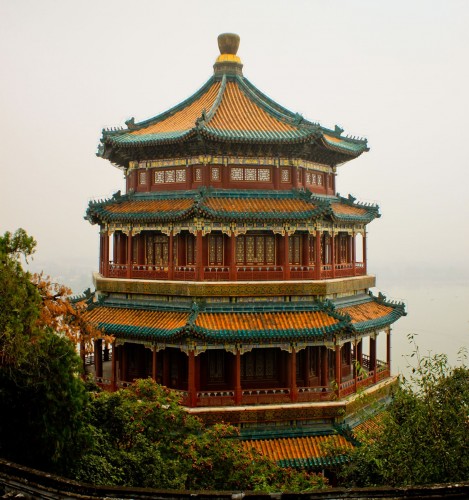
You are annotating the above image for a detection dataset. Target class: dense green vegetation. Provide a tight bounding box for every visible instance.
[72,379,325,491]
[339,339,469,487]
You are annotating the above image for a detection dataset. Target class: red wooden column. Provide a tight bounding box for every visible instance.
[99,233,104,275]
[273,166,280,189]
[229,230,237,281]
[353,339,358,393]
[335,344,342,396]
[302,234,309,269]
[162,349,170,387]
[386,327,392,374]
[188,350,197,407]
[103,231,109,276]
[126,231,133,278]
[94,339,103,378]
[303,347,310,388]
[196,230,204,281]
[283,232,290,280]
[292,167,299,188]
[320,346,329,388]
[335,345,342,396]
[331,232,336,278]
[234,349,242,404]
[121,343,128,383]
[370,335,378,383]
[363,231,367,274]
[315,230,321,279]
[152,346,158,382]
[111,341,117,391]
[352,232,356,275]
[168,230,174,280]
[290,347,298,402]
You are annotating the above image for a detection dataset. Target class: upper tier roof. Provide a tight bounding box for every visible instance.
[98,34,369,167]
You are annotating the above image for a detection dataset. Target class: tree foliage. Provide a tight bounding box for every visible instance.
[0,229,89,471]
[72,379,327,492]
[340,337,469,487]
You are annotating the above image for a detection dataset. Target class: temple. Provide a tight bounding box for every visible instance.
[85,34,405,469]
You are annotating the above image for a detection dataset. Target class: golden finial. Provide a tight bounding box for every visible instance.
[214,33,243,75]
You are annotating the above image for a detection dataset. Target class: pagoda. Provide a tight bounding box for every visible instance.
[85,34,405,452]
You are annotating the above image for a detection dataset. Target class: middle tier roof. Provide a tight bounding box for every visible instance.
[86,189,380,225]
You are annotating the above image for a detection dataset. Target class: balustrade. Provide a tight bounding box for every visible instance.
[204,266,230,281]
[104,261,364,281]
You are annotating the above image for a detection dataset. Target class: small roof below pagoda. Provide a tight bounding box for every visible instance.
[98,34,368,167]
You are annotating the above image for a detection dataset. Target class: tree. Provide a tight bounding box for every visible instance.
[0,229,40,368]
[339,337,469,487]
[72,378,327,492]
[0,229,90,472]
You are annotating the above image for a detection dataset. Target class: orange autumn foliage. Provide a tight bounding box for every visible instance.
[32,273,114,356]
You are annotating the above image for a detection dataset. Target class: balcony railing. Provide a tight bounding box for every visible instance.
[104,261,367,281]
[204,266,230,281]
[236,266,284,281]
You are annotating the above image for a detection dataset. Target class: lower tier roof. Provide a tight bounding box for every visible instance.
[242,434,352,468]
[83,294,405,343]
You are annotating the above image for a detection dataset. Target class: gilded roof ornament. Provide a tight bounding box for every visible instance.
[214,33,243,76]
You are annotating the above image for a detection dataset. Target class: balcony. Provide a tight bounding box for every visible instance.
[105,262,366,281]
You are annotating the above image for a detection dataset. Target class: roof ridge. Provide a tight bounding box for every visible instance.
[124,77,217,132]
[236,76,315,130]
[203,73,227,125]
[241,77,318,126]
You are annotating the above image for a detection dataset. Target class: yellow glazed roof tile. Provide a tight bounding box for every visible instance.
[338,301,394,324]
[242,435,353,461]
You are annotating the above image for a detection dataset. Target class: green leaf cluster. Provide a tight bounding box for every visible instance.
[71,379,326,492]
[340,338,469,487]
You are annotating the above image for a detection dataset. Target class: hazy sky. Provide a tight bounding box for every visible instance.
[1,1,468,367]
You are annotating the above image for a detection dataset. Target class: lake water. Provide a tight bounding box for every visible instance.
[381,282,469,379]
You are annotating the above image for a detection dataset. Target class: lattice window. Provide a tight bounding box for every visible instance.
[245,168,256,181]
[236,236,245,264]
[165,170,175,183]
[311,173,317,184]
[305,171,311,184]
[139,171,147,185]
[246,236,255,263]
[237,234,275,265]
[281,168,291,183]
[154,171,164,183]
[241,349,278,381]
[265,236,275,264]
[211,167,220,182]
[339,234,348,263]
[208,351,225,382]
[186,234,196,265]
[146,234,169,266]
[309,234,316,263]
[195,168,202,182]
[132,237,138,264]
[258,168,271,182]
[176,169,186,183]
[288,235,301,265]
[208,234,223,265]
[231,167,243,181]
[317,174,323,185]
